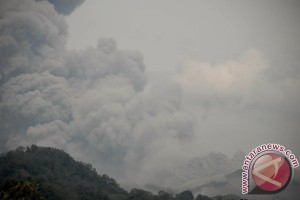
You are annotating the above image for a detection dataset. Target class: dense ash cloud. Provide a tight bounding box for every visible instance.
[0,0,67,82]
[66,0,300,163]
[0,0,194,188]
[1,0,299,197]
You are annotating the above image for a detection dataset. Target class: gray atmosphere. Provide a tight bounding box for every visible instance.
[0,0,300,196]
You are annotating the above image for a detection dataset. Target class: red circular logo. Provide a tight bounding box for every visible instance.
[251,153,292,192]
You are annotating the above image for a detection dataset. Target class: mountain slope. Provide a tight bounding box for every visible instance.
[0,145,242,200]
[0,145,127,200]
[169,151,245,187]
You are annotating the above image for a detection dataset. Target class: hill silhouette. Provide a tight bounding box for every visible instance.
[0,145,241,200]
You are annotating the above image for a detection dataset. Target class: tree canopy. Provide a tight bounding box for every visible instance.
[0,145,241,200]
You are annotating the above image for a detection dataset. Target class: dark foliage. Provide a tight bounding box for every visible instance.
[175,190,194,200]
[195,194,212,200]
[156,191,174,200]
[128,188,154,200]
[0,145,126,200]
[0,145,241,200]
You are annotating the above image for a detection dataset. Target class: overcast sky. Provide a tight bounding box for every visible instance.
[66,0,300,156]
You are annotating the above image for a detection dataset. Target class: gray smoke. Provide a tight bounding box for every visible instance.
[0,0,194,187]
[2,1,300,195]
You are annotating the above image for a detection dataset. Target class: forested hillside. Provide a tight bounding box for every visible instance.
[0,145,240,200]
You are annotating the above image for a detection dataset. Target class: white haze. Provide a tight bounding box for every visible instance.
[66,0,300,157]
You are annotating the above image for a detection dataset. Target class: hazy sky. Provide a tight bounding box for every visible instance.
[1,0,300,190]
[66,0,300,156]
[67,0,300,74]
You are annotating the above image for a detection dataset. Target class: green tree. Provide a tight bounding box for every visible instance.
[0,181,45,200]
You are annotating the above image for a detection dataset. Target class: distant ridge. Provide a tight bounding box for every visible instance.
[0,145,242,200]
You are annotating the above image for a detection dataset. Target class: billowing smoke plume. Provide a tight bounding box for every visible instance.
[0,0,194,187]
[2,1,299,196]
